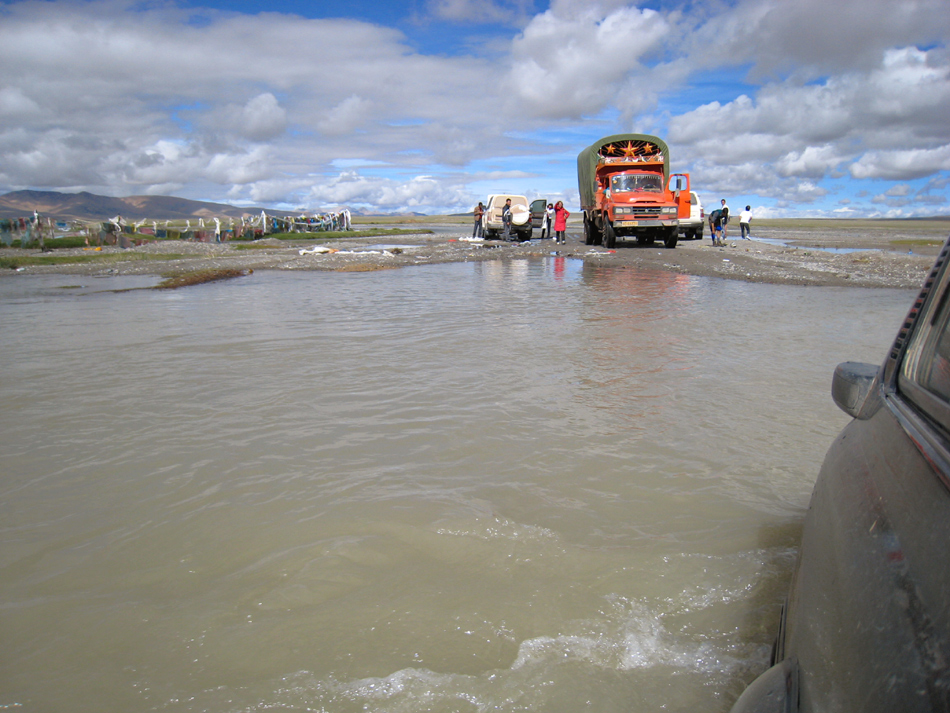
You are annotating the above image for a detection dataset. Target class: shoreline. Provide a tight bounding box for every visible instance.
[2,221,946,289]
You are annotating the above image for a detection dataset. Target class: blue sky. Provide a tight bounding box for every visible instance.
[1,0,948,217]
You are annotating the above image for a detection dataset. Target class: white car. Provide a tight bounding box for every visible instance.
[678,191,704,240]
[482,194,532,241]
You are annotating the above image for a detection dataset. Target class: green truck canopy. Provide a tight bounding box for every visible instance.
[577,134,671,209]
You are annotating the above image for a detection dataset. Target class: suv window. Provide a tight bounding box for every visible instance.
[899,264,950,432]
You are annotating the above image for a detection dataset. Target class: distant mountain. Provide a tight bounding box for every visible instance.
[0,190,297,221]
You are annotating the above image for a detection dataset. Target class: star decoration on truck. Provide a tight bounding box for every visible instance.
[598,140,662,162]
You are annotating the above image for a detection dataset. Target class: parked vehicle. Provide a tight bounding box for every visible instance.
[530,199,549,238]
[482,194,532,241]
[729,235,950,713]
[678,191,704,240]
[576,133,690,249]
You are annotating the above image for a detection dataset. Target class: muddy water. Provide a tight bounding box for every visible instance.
[0,260,915,712]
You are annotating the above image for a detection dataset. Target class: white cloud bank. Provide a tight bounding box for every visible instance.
[0,0,947,217]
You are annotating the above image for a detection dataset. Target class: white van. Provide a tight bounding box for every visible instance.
[677,191,704,240]
[482,194,532,241]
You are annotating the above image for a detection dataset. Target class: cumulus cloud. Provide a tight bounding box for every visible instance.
[0,87,41,117]
[240,94,287,142]
[507,4,669,118]
[0,0,947,216]
[0,0,510,205]
[738,0,950,78]
[668,43,950,205]
[305,171,472,213]
[317,96,373,137]
[851,146,950,181]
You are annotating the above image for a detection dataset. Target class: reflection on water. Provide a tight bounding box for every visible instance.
[0,263,915,712]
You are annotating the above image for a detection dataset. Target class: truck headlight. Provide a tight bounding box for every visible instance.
[615,207,632,215]
[661,206,677,215]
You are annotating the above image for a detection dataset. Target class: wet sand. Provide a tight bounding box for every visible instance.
[3,220,948,289]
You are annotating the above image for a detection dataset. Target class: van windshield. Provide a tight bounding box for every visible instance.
[611,175,663,193]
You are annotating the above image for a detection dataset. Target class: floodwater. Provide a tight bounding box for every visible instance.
[747,236,882,254]
[0,260,915,712]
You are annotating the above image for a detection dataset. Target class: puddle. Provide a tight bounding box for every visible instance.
[747,237,880,254]
[359,244,420,251]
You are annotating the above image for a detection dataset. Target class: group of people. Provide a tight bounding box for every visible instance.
[472,199,569,243]
[707,199,753,246]
[473,196,753,248]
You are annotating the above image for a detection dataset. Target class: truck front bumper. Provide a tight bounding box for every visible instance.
[614,219,677,228]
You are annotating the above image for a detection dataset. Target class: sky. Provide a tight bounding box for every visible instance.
[1,0,949,218]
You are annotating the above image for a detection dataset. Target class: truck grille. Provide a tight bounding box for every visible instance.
[623,207,662,217]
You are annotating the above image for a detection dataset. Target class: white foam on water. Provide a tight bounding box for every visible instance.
[510,595,743,675]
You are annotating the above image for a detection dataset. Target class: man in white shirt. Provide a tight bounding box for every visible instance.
[739,205,752,239]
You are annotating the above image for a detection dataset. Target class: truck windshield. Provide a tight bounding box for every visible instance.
[611,175,663,193]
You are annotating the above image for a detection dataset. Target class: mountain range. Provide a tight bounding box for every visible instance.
[0,190,306,221]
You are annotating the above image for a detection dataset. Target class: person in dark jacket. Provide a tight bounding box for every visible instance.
[708,208,724,246]
[473,202,484,238]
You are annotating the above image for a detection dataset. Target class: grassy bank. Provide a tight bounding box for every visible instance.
[242,228,433,242]
[0,252,189,270]
[752,218,950,233]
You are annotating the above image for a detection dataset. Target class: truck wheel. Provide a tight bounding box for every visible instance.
[584,215,597,245]
[664,230,678,249]
[520,228,532,241]
[686,228,696,240]
[603,221,616,249]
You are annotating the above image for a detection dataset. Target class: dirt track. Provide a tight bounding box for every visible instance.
[4,221,948,290]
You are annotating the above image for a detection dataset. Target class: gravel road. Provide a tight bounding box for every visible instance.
[4,221,947,290]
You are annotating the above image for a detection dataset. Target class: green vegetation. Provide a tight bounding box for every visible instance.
[155,268,249,289]
[0,252,188,269]
[755,218,950,233]
[263,228,433,241]
[3,233,166,250]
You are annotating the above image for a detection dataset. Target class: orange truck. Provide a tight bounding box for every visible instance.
[577,133,691,249]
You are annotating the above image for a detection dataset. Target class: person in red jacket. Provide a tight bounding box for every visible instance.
[553,201,570,244]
